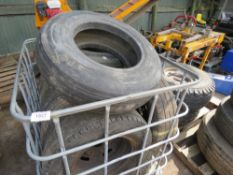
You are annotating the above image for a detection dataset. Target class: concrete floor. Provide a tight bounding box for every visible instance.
[0,105,192,175]
[0,105,34,175]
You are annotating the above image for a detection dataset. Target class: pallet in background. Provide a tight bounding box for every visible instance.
[173,95,222,175]
[0,55,18,106]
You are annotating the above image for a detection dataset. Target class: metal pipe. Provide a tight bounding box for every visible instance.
[136,95,158,175]
[10,40,200,122]
[191,0,197,17]
[26,109,186,162]
[26,132,177,175]
[151,4,158,32]
[218,0,228,20]
[104,106,110,175]
[53,118,71,175]
[11,38,202,175]
[8,40,204,175]
[79,0,88,10]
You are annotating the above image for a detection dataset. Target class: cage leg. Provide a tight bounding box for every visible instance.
[53,118,71,175]
[136,95,158,175]
[104,106,111,175]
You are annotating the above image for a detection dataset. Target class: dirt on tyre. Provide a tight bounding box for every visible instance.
[214,97,233,146]
[36,11,162,114]
[163,64,215,127]
[197,110,233,175]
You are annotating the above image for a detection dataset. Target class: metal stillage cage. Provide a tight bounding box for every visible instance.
[10,38,200,175]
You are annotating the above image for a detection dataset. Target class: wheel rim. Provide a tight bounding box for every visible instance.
[163,67,191,84]
[71,138,133,174]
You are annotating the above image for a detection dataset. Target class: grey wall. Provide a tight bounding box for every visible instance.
[79,0,192,31]
[0,0,78,56]
[0,0,192,56]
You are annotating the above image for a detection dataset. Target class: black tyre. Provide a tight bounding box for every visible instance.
[39,77,69,111]
[36,11,162,113]
[197,110,233,175]
[163,64,215,127]
[139,78,178,143]
[152,78,178,143]
[82,50,123,68]
[214,97,233,146]
[39,77,71,142]
[40,97,152,175]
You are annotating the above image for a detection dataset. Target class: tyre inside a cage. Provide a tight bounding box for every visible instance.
[36,11,162,114]
[41,96,152,175]
[163,64,215,127]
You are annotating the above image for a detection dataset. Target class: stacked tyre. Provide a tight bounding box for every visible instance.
[163,64,215,127]
[36,11,178,175]
[197,94,233,175]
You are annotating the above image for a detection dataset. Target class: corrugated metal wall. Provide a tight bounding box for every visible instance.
[153,0,191,31]
[79,0,191,31]
[0,0,192,56]
[0,0,78,56]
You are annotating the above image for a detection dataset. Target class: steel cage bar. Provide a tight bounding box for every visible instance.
[10,38,201,175]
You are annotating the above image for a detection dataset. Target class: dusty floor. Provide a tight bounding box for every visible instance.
[0,105,192,175]
[0,105,34,175]
[164,154,193,175]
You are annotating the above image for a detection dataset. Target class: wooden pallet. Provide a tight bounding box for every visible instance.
[173,95,222,175]
[0,55,18,105]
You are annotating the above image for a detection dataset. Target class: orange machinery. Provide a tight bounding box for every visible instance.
[35,0,158,28]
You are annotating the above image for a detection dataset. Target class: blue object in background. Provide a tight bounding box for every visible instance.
[209,73,233,95]
[221,49,233,73]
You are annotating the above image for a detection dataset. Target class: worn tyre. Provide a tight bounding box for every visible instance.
[214,97,233,146]
[42,114,152,175]
[139,78,178,143]
[82,50,123,68]
[37,11,161,113]
[197,110,233,175]
[40,94,152,175]
[163,64,215,127]
[152,78,178,142]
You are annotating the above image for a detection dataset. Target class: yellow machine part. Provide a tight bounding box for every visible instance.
[196,13,206,25]
[34,0,71,28]
[151,28,225,70]
[150,32,182,53]
[181,32,225,69]
[110,0,150,21]
[181,32,225,54]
